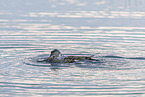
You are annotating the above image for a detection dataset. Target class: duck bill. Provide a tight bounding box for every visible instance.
[47,55,52,60]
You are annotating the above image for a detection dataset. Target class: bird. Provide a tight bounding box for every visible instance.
[47,49,94,63]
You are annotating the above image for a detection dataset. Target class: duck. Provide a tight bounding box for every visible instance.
[47,49,94,63]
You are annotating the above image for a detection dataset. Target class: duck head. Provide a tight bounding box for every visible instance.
[47,49,62,60]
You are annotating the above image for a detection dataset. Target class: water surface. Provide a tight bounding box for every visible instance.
[0,0,145,97]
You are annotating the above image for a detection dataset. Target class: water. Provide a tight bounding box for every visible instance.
[1,0,145,97]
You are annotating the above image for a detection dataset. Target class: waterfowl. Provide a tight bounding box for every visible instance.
[47,49,94,63]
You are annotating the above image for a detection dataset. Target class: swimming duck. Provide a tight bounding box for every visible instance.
[47,49,94,63]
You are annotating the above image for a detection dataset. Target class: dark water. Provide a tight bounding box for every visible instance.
[1,0,145,97]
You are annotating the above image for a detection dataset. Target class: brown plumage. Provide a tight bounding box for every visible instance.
[47,49,93,63]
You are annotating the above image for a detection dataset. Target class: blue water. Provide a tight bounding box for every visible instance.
[1,0,145,97]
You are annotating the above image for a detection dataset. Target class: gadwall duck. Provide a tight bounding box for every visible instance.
[47,49,94,63]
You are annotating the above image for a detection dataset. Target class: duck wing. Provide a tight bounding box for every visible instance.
[63,56,76,63]
[64,55,93,60]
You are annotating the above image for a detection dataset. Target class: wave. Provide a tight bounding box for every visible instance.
[104,55,145,60]
[23,54,145,71]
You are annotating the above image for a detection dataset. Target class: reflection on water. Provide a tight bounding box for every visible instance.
[0,0,145,97]
[26,11,145,18]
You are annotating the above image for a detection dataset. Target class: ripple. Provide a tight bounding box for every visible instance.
[0,81,145,96]
[25,11,145,19]
[23,54,103,68]
[22,54,145,71]
[1,5,145,96]
[104,55,145,60]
